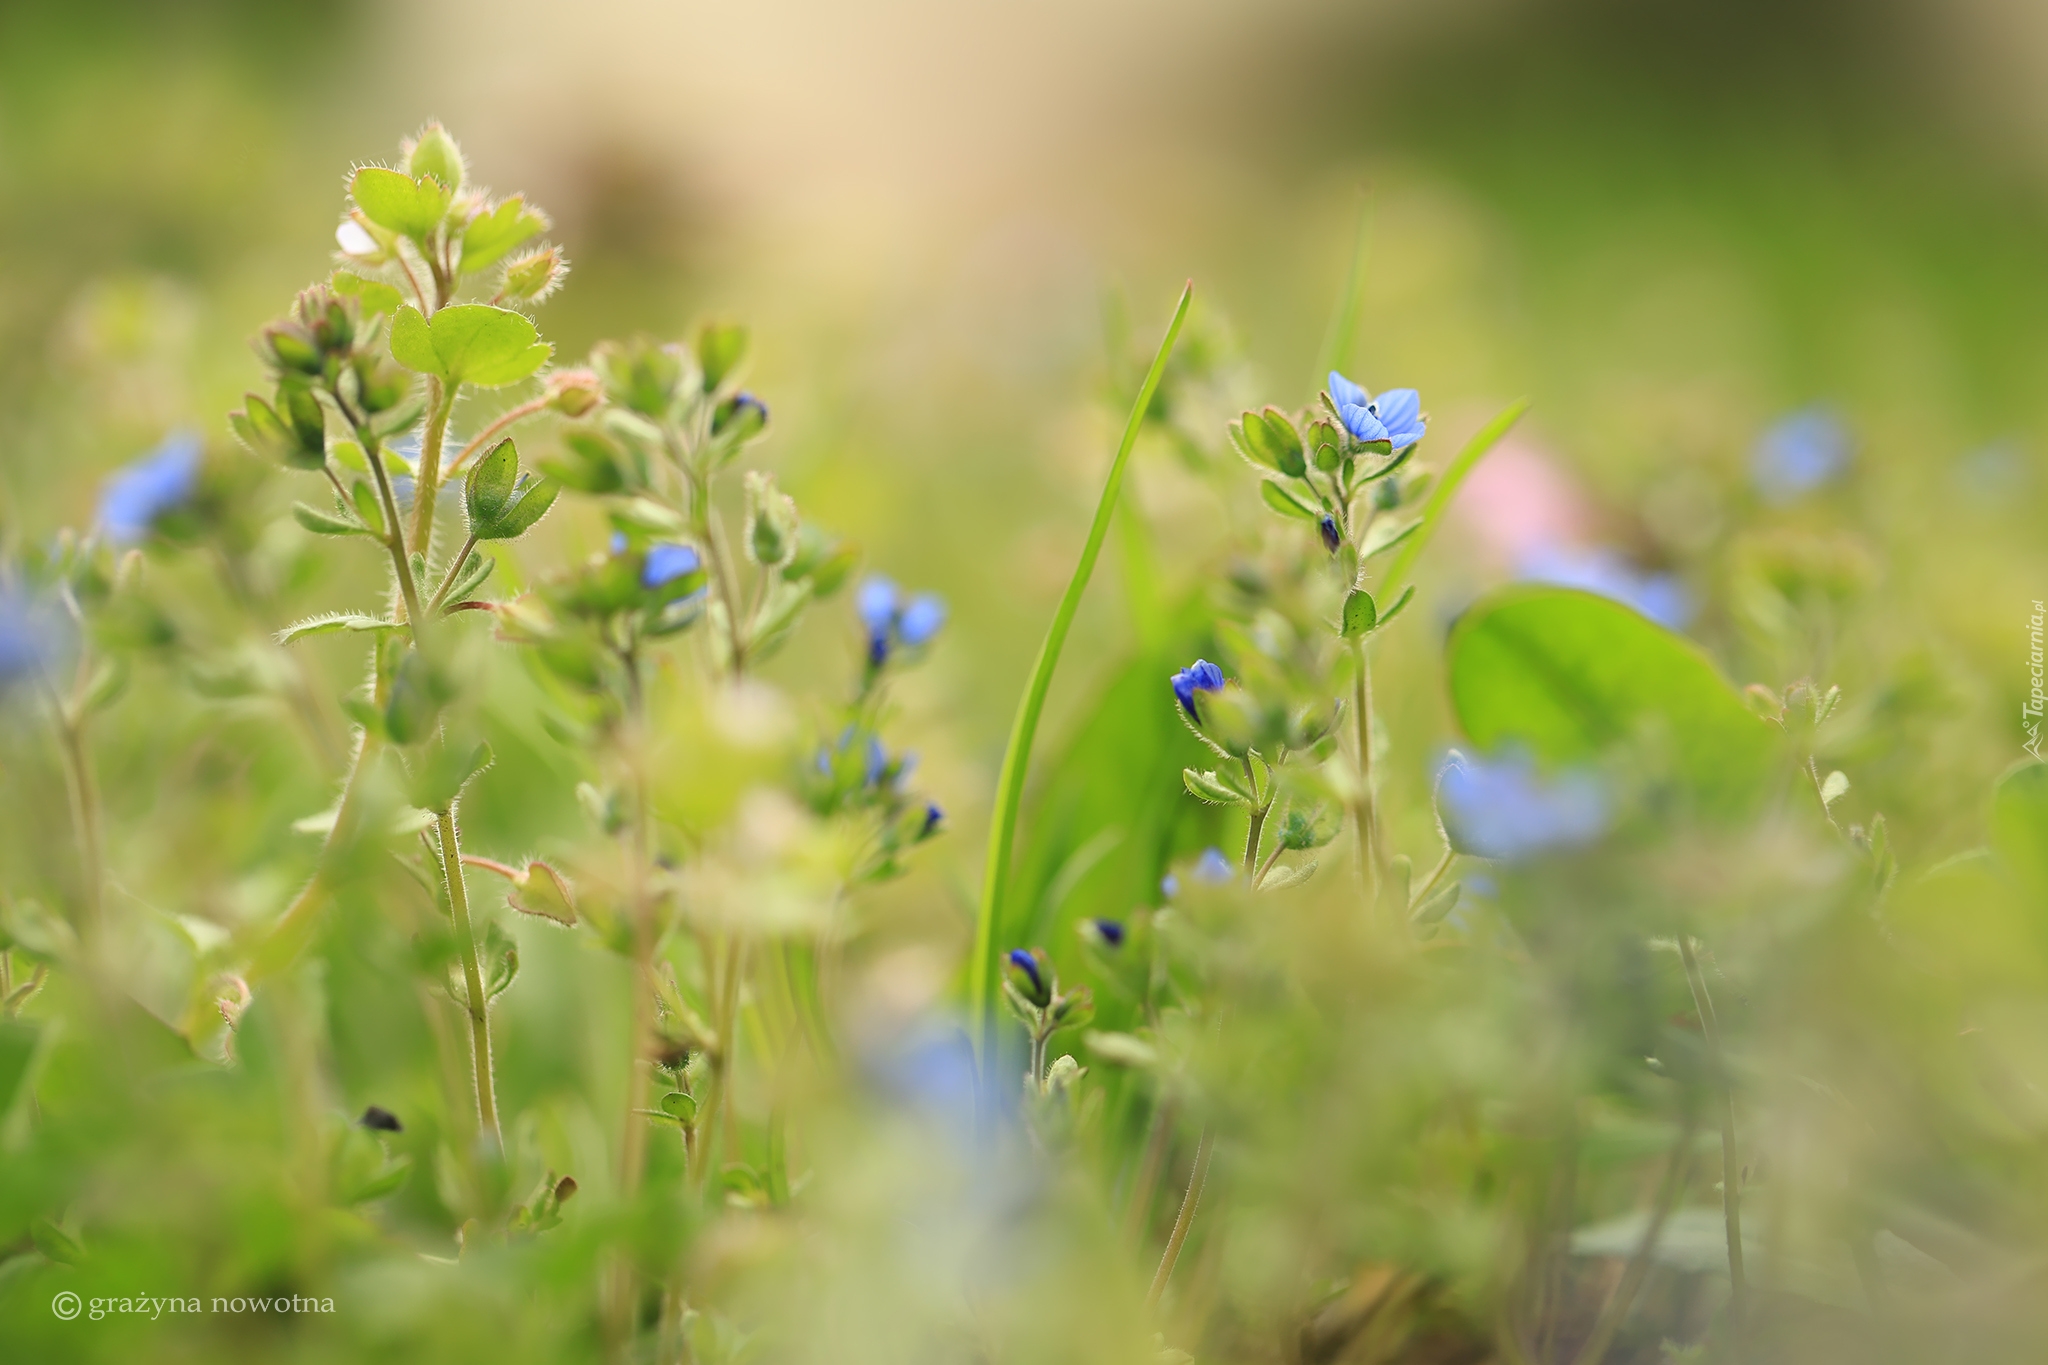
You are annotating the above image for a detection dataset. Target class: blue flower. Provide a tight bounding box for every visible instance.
[898,593,947,646]
[1516,546,1691,630]
[1193,846,1235,883]
[0,586,63,687]
[1169,658,1226,722]
[1329,372,1425,450]
[99,431,200,543]
[1752,406,1849,504]
[1318,514,1341,554]
[1436,750,1607,861]
[921,802,944,837]
[1090,918,1126,948]
[1159,873,1181,901]
[610,530,628,555]
[641,542,702,590]
[858,574,947,666]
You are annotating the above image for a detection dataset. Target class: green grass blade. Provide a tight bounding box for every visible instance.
[1377,396,1530,598]
[971,281,1193,1062]
[1314,189,1374,383]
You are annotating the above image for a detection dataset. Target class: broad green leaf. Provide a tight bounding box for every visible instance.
[459,195,550,275]
[291,503,370,537]
[1446,585,1775,815]
[659,1091,698,1123]
[331,270,403,317]
[278,613,401,644]
[1184,767,1249,806]
[1261,479,1317,521]
[1376,584,1416,630]
[390,304,552,388]
[1992,761,2048,900]
[475,477,559,541]
[351,166,450,239]
[1340,588,1376,637]
[350,479,384,535]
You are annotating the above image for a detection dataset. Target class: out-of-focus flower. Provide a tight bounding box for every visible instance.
[920,802,944,837]
[1318,514,1341,554]
[1170,658,1225,723]
[858,574,947,667]
[1159,873,1181,901]
[1752,406,1850,504]
[1193,846,1235,883]
[358,1106,403,1133]
[641,542,702,590]
[1088,918,1125,948]
[1329,372,1426,449]
[99,431,200,543]
[0,585,65,687]
[1436,750,1607,860]
[1516,545,1691,629]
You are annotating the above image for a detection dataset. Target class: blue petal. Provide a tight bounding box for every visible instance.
[1752,406,1850,504]
[897,593,947,646]
[641,542,702,589]
[1436,750,1607,861]
[1340,403,1389,445]
[99,431,201,543]
[856,575,899,633]
[1193,846,1235,883]
[1328,371,1369,412]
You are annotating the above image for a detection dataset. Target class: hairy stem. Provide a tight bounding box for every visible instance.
[1124,1094,1180,1247]
[408,380,456,561]
[1241,755,1270,878]
[1350,641,1383,912]
[445,396,550,479]
[54,708,104,955]
[1680,935,1745,1322]
[686,468,748,678]
[437,805,500,1146]
[1147,1127,1215,1311]
[426,532,481,616]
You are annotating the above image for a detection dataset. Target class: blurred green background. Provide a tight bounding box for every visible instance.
[5,0,2048,1360]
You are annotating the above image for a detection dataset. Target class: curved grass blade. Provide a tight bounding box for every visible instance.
[970,281,1192,1063]
[1315,188,1374,383]
[1377,396,1530,598]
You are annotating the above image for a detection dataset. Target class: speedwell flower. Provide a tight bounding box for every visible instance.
[858,574,947,667]
[1329,371,1426,450]
[99,431,201,544]
[1169,658,1226,723]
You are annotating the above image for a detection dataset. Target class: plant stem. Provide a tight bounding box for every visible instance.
[54,708,104,955]
[1124,1094,1180,1246]
[1569,1106,1699,1365]
[1241,756,1270,878]
[971,283,1190,1064]
[437,804,500,1146]
[408,380,456,561]
[1680,935,1745,1323]
[1147,1127,1214,1311]
[1350,641,1382,911]
[426,532,481,616]
[686,468,748,678]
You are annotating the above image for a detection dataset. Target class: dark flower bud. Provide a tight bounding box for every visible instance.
[920,802,944,839]
[713,391,768,441]
[1087,918,1125,948]
[1051,985,1094,1028]
[1005,947,1052,1009]
[359,1105,403,1133]
[1318,515,1341,554]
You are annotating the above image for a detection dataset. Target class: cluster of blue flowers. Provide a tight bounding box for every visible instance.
[98,431,201,544]
[857,575,946,668]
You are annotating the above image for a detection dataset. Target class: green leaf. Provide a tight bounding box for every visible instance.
[410,739,494,812]
[1376,584,1416,629]
[466,438,517,526]
[1446,586,1776,815]
[659,1091,699,1123]
[1260,479,1317,521]
[389,304,553,388]
[1992,761,2048,900]
[1340,588,1376,638]
[1819,769,1850,808]
[1183,767,1249,806]
[350,480,385,536]
[331,269,403,318]
[292,502,370,537]
[475,477,559,541]
[1358,514,1420,561]
[278,613,402,644]
[1409,879,1461,927]
[351,166,450,239]
[459,195,550,275]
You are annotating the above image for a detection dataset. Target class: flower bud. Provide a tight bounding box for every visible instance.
[1169,658,1226,724]
[1318,514,1341,554]
[405,122,466,192]
[712,392,768,441]
[696,320,748,392]
[544,368,604,417]
[1050,985,1094,1029]
[743,471,799,568]
[592,337,686,418]
[507,859,577,927]
[1004,947,1053,1010]
[500,246,567,304]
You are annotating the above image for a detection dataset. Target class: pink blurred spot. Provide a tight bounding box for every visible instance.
[1447,437,1591,567]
